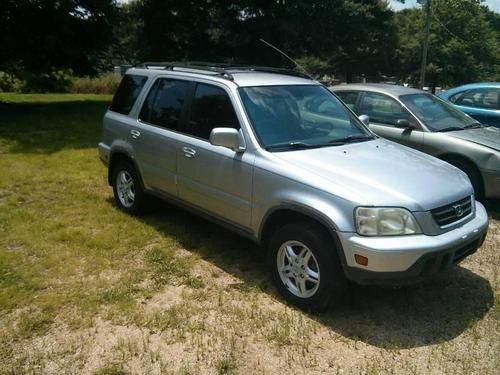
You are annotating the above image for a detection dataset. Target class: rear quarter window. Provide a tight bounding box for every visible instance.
[109,74,148,115]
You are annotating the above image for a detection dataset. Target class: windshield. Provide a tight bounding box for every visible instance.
[238,85,374,151]
[400,94,478,131]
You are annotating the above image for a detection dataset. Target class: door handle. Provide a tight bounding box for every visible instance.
[182,146,197,158]
[130,129,141,139]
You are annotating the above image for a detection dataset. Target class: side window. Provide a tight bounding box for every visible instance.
[139,78,189,131]
[359,92,411,126]
[454,88,499,110]
[109,74,148,115]
[335,91,359,110]
[187,83,239,140]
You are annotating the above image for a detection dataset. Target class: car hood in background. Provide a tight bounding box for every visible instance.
[273,139,473,211]
[447,126,500,151]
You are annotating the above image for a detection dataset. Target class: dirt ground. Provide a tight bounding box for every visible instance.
[2,208,498,375]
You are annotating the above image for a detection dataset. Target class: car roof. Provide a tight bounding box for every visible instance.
[331,83,424,97]
[126,66,318,88]
[439,82,500,98]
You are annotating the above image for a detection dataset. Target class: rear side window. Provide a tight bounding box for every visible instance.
[187,83,239,140]
[139,78,189,131]
[452,88,499,110]
[109,74,148,115]
[335,91,359,110]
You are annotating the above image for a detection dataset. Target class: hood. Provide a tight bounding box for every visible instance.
[447,126,500,151]
[273,139,472,211]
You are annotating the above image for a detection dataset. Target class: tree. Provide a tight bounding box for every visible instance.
[394,0,499,88]
[0,0,117,77]
[122,0,397,81]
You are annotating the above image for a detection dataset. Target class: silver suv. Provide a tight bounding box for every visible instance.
[99,63,489,311]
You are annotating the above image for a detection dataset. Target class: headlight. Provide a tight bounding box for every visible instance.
[355,207,422,236]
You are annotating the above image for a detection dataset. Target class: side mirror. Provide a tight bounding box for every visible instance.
[209,128,246,152]
[395,119,415,130]
[358,114,370,126]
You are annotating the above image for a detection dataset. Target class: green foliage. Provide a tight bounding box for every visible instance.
[395,0,500,86]
[70,74,121,94]
[18,70,73,93]
[0,0,117,76]
[1,0,498,90]
[0,72,23,92]
[94,364,128,375]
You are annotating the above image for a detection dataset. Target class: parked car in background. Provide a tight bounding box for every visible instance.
[99,64,489,311]
[331,84,500,200]
[438,82,500,128]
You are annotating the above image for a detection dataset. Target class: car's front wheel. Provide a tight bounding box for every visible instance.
[268,222,346,312]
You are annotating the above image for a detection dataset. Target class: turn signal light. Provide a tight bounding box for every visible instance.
[354,254,368,266]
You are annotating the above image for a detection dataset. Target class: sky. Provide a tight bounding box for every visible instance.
[390,0,500,13]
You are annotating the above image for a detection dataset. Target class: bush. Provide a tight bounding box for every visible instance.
[0,72,24,92]
[20,70,73,93]
[0,71,121,94]
[69,74,121,94]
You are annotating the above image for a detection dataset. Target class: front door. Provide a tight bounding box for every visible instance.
[358,91,424,149]
[176,82,254,228]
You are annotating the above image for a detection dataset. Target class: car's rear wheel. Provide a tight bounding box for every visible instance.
[112,161,146,215]
[268,222,346,312]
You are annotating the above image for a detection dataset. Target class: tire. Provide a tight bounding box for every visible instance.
[447,159,484,201]
[267,222,347,312]
[112,161,146,215]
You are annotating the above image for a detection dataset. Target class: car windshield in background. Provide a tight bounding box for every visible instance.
[238,85,374,151]
[400,94,478,132]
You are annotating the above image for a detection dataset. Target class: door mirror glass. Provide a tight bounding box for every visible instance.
[209,128,245,152]
[358,114,370,126]
[395,118,416,129]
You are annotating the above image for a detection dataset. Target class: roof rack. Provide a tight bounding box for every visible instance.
[135,61,235,80]
[135,61,312,81]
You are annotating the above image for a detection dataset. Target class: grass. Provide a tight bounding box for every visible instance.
[0,93,499,374]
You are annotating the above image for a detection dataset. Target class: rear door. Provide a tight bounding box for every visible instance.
[132,77,190,196]
[176,82,254,228]
[357,91,424,149]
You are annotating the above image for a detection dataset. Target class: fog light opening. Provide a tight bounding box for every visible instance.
[355,254,369,266]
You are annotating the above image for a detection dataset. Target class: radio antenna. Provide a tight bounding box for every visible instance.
[259,38,314,80]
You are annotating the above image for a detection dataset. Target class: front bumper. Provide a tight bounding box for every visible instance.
[337,202,489,285]
[98,142,111,166]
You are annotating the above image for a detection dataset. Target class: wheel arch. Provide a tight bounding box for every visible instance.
[258,205,343,251]
[108,149,145,190]
[438,152,484,197]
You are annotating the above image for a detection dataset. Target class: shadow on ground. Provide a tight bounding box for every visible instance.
[0,99,108,154]
[113,197,494,350]
[484,198,500,220]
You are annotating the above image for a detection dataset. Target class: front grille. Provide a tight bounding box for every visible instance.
[420,238,480,276]
[431,196,472,227]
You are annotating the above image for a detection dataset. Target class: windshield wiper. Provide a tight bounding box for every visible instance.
[327,134,375,144]
[265,141,320,151]
[436,126,465,132]
[463,122,483,129]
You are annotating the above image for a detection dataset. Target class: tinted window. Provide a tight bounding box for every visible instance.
[188,84,239,140]
[139,78,189,131]
[359,92,412,126]
[109,74,148,115]
[453,88,499,110]
[335,91,359,110]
